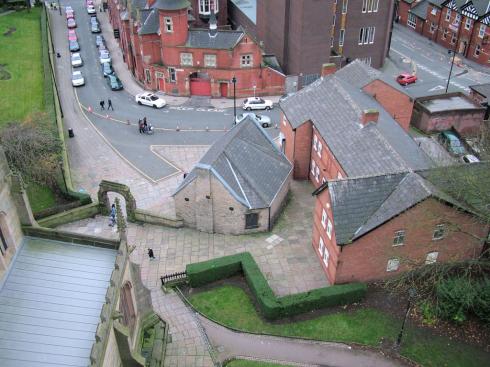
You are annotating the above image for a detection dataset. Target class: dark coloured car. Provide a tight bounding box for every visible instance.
[107,74,123,90]
[95,35,105,48]
[438,130,466,156]
[101,62,114,77]
[69,40,80,52]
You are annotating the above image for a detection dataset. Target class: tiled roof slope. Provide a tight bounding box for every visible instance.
[280,60,433,178]
[411,0,430,19]
[173,117,292,209]
[470,83,490,99]
[139,8,159,35]
[185,30,244,49]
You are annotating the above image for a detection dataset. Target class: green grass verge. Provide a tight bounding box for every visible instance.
[25,181,57,212]
[226,360,290,367]
[190,285,490,367]
[0,8,43,127]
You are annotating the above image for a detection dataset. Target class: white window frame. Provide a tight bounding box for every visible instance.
[326,218,332,240]
[430,22,437,33]
[465,17,472,30]
[313,134,318,151]
[317,142,322,158]
[240,54,253,67]
[445,8,451,22]
[332,14,336,27]
[359,26,375,44]
[323,245,329,267]
[407,13,417,29]
[443,28,448,39]
[321,209,327,229]
[451,32,457,44]
[199,0,219,15]
[475,44,482,56]
[431,7,437,16]
[311,159,316,175]
[168,67,176,82]
[455,13,461,24]
[318,236,325,255]
[342,0,348,14]
[337,172,343,179]
[164,17,173,33]
[315,166,320,182]
[432,224,445,240]
[386,258,400,272]
[362,0,367,13]
[339,29,345,46]
[479,24,486,38]
[180,52,193,66]
[204,54,217,68]
[425,251,439,264]
[393,230,405,246]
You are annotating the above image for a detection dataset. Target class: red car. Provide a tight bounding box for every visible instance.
[68,29,77,41]
[396,73,417,86]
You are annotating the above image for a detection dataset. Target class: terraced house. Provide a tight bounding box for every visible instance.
[398,0,490,66]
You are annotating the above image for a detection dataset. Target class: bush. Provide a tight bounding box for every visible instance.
[186,252,367,320]
[472,279,490,323]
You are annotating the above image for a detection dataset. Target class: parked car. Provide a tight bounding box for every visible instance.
[67,18,77,29]
[66,10,74,19]
[90,16,98,25]
[461,154,480,163]
[99,50,111,64]
[86,0,94,6]
[438,131,466,156]
[135,92,166,108]
[87,5,96,14]
[65,5,73,13]
[98,43,107,51]
[396,73,417,86]
[91,22,101,33]
[95,35,105,48]
[107,74,123,91]
[69,40,80,52]
[71,52,83,67]
[68,29,77,41]
[71,70,85,87]
[235,112,271,128]
[242,97,273,111]
[101,62,114,77]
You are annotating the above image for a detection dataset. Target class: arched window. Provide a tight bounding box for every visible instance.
[120,282,136,330]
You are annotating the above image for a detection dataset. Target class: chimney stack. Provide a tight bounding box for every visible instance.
[209,10,218,37]
[321,63,336,77]
[361,109,379,126]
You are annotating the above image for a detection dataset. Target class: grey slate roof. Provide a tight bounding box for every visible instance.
[152,0,190,10]
[470,83,490,99]
[185,30,244,49]
[139,8,160,35]
[173,117,292,209]
[411,0,430,19]
[429,0,446,7]
[471,1,490,17]
[280,60,433,178]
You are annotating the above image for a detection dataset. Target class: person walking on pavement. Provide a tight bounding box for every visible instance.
[100,100,105,110]
[143,117,148,131]
[138,119,144,134]
[108,99,113,111]
[148,248,155,260]
[109,204,116,227]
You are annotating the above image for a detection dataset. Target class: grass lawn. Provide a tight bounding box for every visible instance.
[25,180,57,213]
[226,360,289,367]
[189,285,490,367]
[0,8,43,127]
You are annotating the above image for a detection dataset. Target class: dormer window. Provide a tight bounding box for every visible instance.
[164,17,173,33]
[199,0,219,15]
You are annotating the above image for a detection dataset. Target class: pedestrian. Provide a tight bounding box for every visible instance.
[148,248,155,260]
[99,5,102,12]
[100,100,105,110]
[108,98,113,110]
[138,119,144,134]
[109,204,116,227]
[183,172,187,179]
[56,52,61,58]
[143,117,148,131]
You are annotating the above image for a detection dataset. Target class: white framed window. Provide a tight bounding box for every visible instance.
[168,67,176,82]
[311,159,316,175]
[426,251,439,264]
[180,52,193,66]
[313,134,318,151]
[431,7,437,16]
[475,44,482,56]
[445,9,451,22]
[282,115,287,126]
[318,236,325,255]
[386,258,400,272]
[315,166,320,182]
[332,14,336,27]
[164,17,173,33]
[240,54,253,67]
[393,230,405,246]
[432,224,445,240]
[323,245,330,267]
[362,0,367,13]
[451,32,457,44]
[204,54,217,67]
[339,29,345,46]
[144,69,151,83]
[407,13,417,29]
[465,18,472,30]
[337,172,343,179]
[430,22,437,33]
[443,28,448,39]
[479,24,486,38]
[372,0,378,12]
[199,0,219,15]
[342,0,348,14]
[321,209,327,229]
[331,36,334,48]
[326,218,332,239]
[317,142,322,157]
[322,177,327,184]
[359,26,375,44]
[455,14,461,24]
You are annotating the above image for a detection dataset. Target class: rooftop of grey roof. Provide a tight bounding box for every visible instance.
[420,95,481,112]
[139,8,159,35]
[185,29,244,49]
[470,82,490,98]
[173,117,292,209]
[410,0,430,19]
[229,0,257,24]
[279,60,433,178]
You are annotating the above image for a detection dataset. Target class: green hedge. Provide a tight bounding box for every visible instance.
[186,252,367,320]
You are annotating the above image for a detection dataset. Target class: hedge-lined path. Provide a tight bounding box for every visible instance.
[199,315,407,367]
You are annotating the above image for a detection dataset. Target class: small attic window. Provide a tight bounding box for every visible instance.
[164,17,173,33]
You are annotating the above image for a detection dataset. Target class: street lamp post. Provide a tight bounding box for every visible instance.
[58,0,62,16]
[232,76,237,125]
[395,288,417,348]
[445,15,462,93]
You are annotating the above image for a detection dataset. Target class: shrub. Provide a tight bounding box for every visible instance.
[186,252,367,320]
[472,279,490,323]
[436,277,478,323]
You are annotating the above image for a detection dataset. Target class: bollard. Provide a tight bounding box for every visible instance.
[176,125,180,131]
[206,126,209,131]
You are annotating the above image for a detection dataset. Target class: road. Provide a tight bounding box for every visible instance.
[51,0,280,181]
[387,24,490,97]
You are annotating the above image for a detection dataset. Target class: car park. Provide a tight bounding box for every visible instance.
[91,22,101,33]
[67,18,77,29]
[438,131,466,156]
[107,74,123,91]
[71,53,83,67]
[69,40,80,52]
[68,29,77,41]
[87,5,96,15]
[242,97,273,110]
[71,70,85,87]
[95,35,105,48]
[461,154,480,163]
[99,50,111,64]
[101,62,114,77]
[235,112,272,128]
[135,92,166,108]
[396,73,417,86]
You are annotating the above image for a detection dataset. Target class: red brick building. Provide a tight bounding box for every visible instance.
[107,0,285,97]
[398,0,490,66]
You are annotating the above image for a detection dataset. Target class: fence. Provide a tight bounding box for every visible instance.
[160,271,187,286]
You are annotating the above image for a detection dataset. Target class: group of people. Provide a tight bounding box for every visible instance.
[138,117,153,134]
[100,99,114,111]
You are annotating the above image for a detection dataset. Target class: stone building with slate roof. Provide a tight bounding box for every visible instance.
[398,0,490,66]
[311,165,489,284]
[107,0,284,97]
[173,117,292,234]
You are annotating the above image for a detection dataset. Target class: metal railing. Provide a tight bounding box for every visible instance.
[160,271,187,286]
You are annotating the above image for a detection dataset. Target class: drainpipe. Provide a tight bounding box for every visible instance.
[268,206,271,231]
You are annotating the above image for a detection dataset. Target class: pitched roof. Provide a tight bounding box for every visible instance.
[280,60,433,178]
[470,83,490,99]
[324,164,490,245]
[185,30,244,49]
[139,8,160,35]
[173,118,292,209]
[152,0,190,10]
[411,0,430,19]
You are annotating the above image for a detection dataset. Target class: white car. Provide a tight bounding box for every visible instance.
[71,70,85,87]
[99,50,111,64]
[243,97,273,111]
[71,52,83,67]
[87,5,96,14]
[461,154,480,163]
[235,112,271,128]
[135,92,166,108]
[65,5,73,13]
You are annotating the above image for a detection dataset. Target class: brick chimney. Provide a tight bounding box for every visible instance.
[321,63,336,77]
[361,109,379,126]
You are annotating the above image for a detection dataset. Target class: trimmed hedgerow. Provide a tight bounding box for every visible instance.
[186,252,367,320]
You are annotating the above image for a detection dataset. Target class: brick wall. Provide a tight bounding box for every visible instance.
[335,198,487,284]
[174,178,198,228]
[469,90,486,106]
[412,108,484,136]
[292,121,313,180]
[363,79,413,131]
[398,1,412,26]
[269,171,292,227]
[422,4,442,42]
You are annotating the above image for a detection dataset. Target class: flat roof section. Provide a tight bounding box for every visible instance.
[230,0,257,24]
[0,237,117,367]
[421,96,479,113]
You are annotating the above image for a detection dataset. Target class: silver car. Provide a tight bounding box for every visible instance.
[235,112,272,128]
[99,50,111,64]
[71,52,83,67]
[71,70,85,87]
